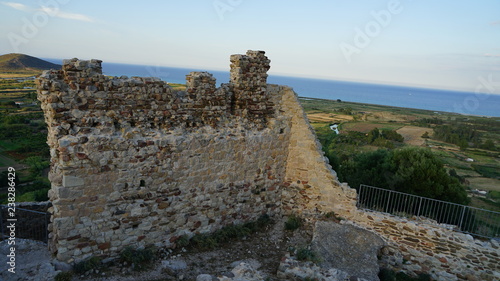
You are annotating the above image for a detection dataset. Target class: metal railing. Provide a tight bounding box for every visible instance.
[357,184,500,239]
[0,205,49,243]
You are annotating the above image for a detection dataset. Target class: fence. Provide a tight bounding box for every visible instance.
[0,205,50,243]
[357,184,500,239]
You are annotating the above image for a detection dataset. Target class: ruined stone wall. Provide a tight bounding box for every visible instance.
[279,86,357,217]
[36,50,499,280]
[349,210,500,280]
[37,51,291,263]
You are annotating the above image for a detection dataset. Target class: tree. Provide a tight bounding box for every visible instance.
[381,130,404,142]
[366,128,380,143]
[390,147,468,205]
[345,147,469,205]
[458,139,468,151]
[341,149,393,190]
[480,139,496,151]
[23,156,49,177]
[421,131,430,138]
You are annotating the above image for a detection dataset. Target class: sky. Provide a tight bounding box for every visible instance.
[0,0,499,93]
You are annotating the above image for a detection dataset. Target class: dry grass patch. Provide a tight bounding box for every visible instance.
[306,113,352,123]
[396,126,432,146]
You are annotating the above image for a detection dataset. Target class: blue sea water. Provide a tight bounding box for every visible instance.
[45,59,500,117]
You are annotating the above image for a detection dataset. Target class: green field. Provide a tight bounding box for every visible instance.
[300,97,500,212]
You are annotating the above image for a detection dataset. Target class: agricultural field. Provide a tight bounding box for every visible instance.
[300,97,500,212]
[0,75,51,203]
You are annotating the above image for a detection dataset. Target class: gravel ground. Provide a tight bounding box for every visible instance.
[0,239,59,281]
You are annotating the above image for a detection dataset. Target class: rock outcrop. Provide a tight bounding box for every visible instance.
[311,221,385,281]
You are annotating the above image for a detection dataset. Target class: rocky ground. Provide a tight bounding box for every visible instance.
[1,216,325,281]
[71,216,315,281]
[1,215,390,281]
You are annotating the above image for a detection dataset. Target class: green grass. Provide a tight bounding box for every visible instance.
[472,164,500,179]
[489,190,500,200]
[0,139,22,151]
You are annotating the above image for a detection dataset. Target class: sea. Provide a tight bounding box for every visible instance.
[45,60,500,118]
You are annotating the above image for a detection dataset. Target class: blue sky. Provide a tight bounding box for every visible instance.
[1,0,499,92]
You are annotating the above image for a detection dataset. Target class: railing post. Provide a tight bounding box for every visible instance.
[358,185,363,208]
[416,197,423,217]
[458,205,467,229]
[385,191,391,213]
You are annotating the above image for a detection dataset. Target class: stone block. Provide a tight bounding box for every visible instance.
[311,221,385,281]
[62,175,85,187]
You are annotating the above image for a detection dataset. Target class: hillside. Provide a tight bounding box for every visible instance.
[0,53,60,74]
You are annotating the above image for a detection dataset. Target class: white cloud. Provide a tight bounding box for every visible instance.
[40,6,94,22]
[484,53,500,57]
[2,1,93,23]
[490,21,500,25]
[1,1,32,12]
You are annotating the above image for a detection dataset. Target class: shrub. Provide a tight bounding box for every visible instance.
[73,256,102,275]
[54,271,73,281]
[119,246,157,271]
[191,233,218,250]
[285,214,303,231]
[296,247,320,263]
[176,235,189,248]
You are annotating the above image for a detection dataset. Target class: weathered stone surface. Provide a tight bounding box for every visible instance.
[277,256,362,281]
[311,221,385,281]
[62,175,85,187]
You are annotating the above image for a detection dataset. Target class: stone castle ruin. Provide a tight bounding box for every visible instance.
[37,51,499,280]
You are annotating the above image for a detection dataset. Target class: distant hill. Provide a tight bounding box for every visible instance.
[0,53,61,74]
